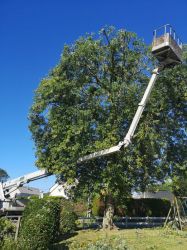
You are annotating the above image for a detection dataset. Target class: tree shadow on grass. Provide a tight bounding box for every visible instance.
[50,242,69,250]
[59,231,78,241]
[51,232,78,250]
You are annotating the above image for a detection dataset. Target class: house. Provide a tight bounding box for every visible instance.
[12,186,41,198]
[133,191,175,202]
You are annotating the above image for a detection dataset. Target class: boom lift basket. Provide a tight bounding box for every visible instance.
[152,24,183,66]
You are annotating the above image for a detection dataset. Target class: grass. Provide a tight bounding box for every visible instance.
[54,228,187,250]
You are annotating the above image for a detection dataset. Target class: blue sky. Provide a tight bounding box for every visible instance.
[0,0,186,191]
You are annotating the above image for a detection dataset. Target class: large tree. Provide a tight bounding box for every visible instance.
[29,27,186,227]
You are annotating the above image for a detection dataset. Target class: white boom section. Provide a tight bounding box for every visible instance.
[2,170,49,189]
[78,68,159,162]
[122,68,159,147]
[49,179,78,199]
[1,169,49,199]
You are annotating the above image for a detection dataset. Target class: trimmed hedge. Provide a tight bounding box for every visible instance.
[118,198,171,217]
[18,197,61,250]
[92,197,170,217]
[0,197,78,249]
[12,197,78,249]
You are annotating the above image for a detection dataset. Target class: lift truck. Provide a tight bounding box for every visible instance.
[0,170,49,213]
[0,24,183,215]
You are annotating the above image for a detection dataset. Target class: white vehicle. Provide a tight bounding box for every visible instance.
[0,169,77,213]
[0,170,50,213]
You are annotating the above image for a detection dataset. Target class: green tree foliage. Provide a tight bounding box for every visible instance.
[29,27,149,195]
[29,27,186,202]
[0,168,9,182]
[172,172,187,196]
[146,175,187,197]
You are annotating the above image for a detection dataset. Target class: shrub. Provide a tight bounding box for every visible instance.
[19,197,61,250]
[0,217,15,245]
[122,198,171,217]
[71,236,129,250]
[1,236,18,250]
[60,198,77,236]
[16,197,78,249]
[92,197,170,217]
[92,195,105,216]
[73,200,88,216]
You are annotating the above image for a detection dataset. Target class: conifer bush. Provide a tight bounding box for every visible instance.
[17,197,77,249]
[18,197,60,250]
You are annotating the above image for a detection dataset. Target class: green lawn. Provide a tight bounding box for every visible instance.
[54,228,187,250]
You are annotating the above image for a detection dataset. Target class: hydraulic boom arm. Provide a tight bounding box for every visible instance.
[78,68,159,162]
[1,169,50,199]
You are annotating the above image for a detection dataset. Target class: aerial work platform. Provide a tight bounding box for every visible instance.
[78,24,183,163]
[152,24,183,66]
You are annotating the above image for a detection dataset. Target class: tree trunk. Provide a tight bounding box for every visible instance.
[102,202,115,230]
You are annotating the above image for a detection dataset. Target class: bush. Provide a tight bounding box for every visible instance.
[92,197,170,217]
[73,200,88,216]
[1,236,18,250]
[92,195,105,216]
[71,236,129,250]
[60,198,77,236]
[121,198,171,217]
[19,197,61,250]
[0,217,15,245]
[11,197,78,249]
